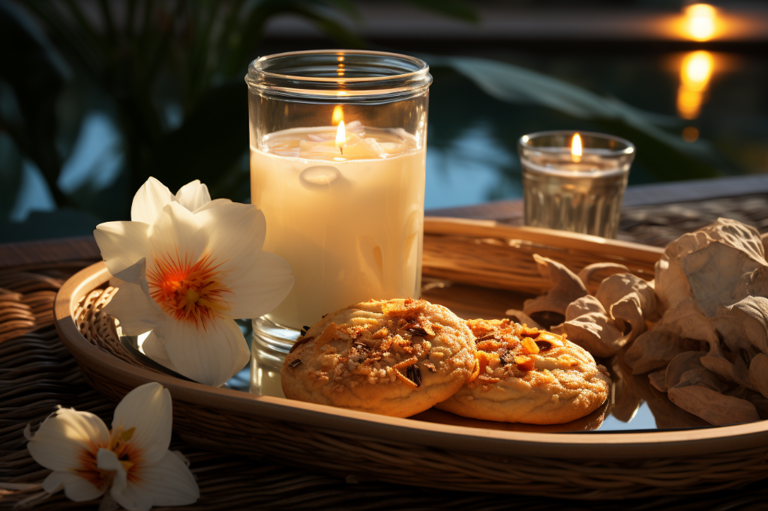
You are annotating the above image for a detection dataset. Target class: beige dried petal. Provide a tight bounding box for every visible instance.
[523,254,587,316]
[749,353,768,399]
[503,309,542,330]
[577,262,630,295]
[596,273,656,316]
[682,242,765,318]
[655,218,764,312]
[675,366,727,393]
[714,295,768,355]
[561,296,624,358]
[667,385,760,426]
[624,329,705,375]
[665,351,706,390]
[698,217,765,264]
[648,370,667,393]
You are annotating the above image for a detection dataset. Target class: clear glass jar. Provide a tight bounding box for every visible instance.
[519,131,635,239]
[245,50,432,376]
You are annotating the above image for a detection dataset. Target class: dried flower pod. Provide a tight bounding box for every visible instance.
[577,262,630,295]
[522,254,588,317]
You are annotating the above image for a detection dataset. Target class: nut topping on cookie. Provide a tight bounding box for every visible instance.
[282,299,477,417]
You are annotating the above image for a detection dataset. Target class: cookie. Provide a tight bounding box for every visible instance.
[281,298,477,417]
[436,319,610,425]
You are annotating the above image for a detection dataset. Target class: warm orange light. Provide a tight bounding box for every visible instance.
[677,51,714,120]
[684,4,717,41]
[571,133,582,162]
[336,120,346,154]
[681,51,714,91]
[682,126,700,142]
[332,105,344,125]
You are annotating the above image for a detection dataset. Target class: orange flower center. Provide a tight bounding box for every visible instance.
[76,426,143,490]
[147,254,230,328]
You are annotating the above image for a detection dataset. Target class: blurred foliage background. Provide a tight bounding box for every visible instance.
[1,0,763,241]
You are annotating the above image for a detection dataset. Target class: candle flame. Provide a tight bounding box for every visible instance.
[571,133,583,162]
[336,120,346,155]
[684,4,717,42]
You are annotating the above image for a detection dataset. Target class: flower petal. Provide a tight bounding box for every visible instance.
[140,330,178,372]
[226,251,294,319]
[28,408,109,472]
[120,450,199,510]
[43,471,105,502]
[94,221,151,277]
[191,198,232,214]
[163,318,249,387]
[131,177,175,224]
[112,383,172,461]
[147,202,206,275]
[194,201,266,275]
[103,281,165,336]
[98,449,130,507]
[175,180,211,212]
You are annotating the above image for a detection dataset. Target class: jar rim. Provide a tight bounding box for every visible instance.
[247,49,430,85]
[519,130,635,157]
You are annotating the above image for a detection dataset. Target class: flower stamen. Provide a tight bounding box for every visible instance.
[147,254,231,329]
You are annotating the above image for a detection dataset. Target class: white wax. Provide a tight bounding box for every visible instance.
[250,124,425,330]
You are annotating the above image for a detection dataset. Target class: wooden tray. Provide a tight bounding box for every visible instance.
[54,220,768,500]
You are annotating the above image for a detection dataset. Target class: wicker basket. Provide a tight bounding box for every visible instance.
[54,220,768,500]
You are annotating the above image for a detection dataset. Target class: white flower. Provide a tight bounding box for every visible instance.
[26,382,199,511]
[94,177,294,387]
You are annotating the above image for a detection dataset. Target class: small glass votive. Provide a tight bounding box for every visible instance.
[518,131,635,238]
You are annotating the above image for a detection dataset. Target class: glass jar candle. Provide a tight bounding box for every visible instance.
[245,50,432,368]
[519,131,635,239]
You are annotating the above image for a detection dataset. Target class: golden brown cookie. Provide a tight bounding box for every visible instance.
[281,298,477,417]
[436,319,610,425]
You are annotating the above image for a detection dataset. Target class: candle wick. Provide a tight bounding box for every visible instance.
[339,147,343,156]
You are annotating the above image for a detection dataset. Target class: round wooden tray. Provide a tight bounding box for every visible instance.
[55,262,768,500]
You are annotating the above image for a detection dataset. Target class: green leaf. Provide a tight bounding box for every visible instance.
[428,55,724,181]
[404,0,479,22]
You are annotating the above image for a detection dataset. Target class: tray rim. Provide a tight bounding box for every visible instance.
[55,257,768,462]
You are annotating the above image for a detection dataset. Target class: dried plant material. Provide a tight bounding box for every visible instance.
[597,273,657,340]
[522,255,588,317]
[596,274,656,316]
[749,353,768,399]
[503,309,542,329]
[700,341,751,389]
[648,370,667,393]
[714,296,768,355]
[624,329,705,375]
[682,242,765,318]
[559,296,624,358]
[734,266,768,302]
[577,262,630,295]
[668,384,760,426]
[655,218,765,312]
[665,351,706,390]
